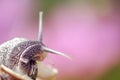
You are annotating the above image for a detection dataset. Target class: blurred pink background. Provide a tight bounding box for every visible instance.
[0,1,120,80]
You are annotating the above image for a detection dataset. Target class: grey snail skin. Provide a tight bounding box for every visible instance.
[0,12,70,80]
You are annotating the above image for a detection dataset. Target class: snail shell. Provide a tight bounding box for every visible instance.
[0,38,27,68]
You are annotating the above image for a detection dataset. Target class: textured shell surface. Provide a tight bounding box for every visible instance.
[0,38,27,68]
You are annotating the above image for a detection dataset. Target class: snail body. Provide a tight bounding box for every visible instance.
[0,12,70,80]
[0,38,45,79]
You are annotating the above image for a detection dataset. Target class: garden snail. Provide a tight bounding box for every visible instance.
[0,12,70,80]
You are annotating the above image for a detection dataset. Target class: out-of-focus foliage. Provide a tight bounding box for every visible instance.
[97,63,120,80]
[36,0,67,15]
[35,0,112,16]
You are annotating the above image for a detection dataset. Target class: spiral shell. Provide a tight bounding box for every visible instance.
[0,38,27,68]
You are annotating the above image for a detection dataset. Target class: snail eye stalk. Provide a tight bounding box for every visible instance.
[38,11,71,60]
[42,46,71,59]
[38,11,43,42]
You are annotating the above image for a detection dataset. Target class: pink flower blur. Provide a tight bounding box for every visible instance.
[0,1,34,43]
[0,1,120,80]
[43,4,120,79]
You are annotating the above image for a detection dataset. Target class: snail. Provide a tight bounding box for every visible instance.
[0,12,70,80]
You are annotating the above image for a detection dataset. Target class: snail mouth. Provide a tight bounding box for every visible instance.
[36,61,58,79]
